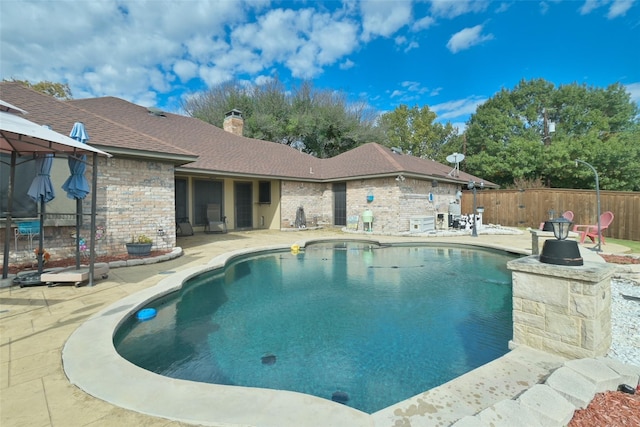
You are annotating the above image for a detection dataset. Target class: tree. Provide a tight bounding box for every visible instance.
[183,77,384,157]
[377,105,459,161]
[463,79,640,190]
[5,79,72,99]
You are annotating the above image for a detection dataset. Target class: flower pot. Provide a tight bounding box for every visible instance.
[126,242,152,256]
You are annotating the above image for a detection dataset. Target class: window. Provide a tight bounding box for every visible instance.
[258,181,271,204]
[1,154,37,218]
[193,179,223,226]
[175,178,188,222]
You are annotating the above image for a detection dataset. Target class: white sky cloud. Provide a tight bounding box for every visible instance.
[579,0,634,17]
[401,81,429,94]
[579,0,601,15]
[340,59,355,70]
[495,3,512,14]
[0,0,636,123]
[412,15,436,31]
[173,60,199,83]
[446,25,494,53]
[359,0,412,41]
[431,96,488,121]
[429,0,490,18]
[607,0,634,17]
[625,82,640,104]
[404,41,420,52]
[254,75,274,86]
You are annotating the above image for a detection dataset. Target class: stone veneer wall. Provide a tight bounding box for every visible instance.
[280,177,461,233]
[507,256,616,359]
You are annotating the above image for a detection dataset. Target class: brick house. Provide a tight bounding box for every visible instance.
[1,82,494,264]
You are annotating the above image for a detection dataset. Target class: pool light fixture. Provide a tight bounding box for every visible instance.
[539,217,583,266]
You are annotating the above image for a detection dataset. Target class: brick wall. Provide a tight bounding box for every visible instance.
[280,177,461,233]
[2,157,176,266]
[280,181,329,228]
[99,157,176,256]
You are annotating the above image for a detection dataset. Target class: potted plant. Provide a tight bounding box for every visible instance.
[125,234,153,256]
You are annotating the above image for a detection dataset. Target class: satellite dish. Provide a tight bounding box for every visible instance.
[446,153,465,177]
[446,153,465,164]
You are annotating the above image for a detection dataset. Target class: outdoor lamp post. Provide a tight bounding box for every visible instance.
[539,217,583,266]
[467,180,483,237]
[575,159,602,252]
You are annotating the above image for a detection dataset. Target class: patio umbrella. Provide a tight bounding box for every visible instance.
[63,122,90,199]
[63,122,90,268]
[26,149,54,274]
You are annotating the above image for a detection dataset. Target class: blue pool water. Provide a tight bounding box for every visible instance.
[114,242,515,413]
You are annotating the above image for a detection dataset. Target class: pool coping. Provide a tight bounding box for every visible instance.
[62,238,567,427]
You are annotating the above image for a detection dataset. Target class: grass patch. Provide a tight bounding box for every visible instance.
[606,238,640,254]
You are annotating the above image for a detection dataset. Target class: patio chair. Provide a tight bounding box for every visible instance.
[204,204,227,234]
[572,211,614,244]
[14,220,41,251]
[176,217,193,236]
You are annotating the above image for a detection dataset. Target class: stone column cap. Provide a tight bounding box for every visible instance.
[507,255,616,282]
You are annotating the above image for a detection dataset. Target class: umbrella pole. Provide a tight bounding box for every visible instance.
[75,199,81,269]
[88,153,98,287]
[37,196,45,274]
[2,152,17,279]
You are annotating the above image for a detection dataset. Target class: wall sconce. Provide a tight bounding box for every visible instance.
[395,175,405,182]
[539,217,583,266]
[432,180,438,187]
[367,190,374,203]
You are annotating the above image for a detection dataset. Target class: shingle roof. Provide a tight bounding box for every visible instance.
[1,82,495,186]
[69,96,323,180]
[0,83,197,163]
[322,143,492,185]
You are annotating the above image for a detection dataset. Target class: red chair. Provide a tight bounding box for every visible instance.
[572,211,614,244]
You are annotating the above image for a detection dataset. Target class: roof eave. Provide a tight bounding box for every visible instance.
[97,146,198,165]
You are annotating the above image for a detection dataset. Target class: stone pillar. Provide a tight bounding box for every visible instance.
[507,256,616,359]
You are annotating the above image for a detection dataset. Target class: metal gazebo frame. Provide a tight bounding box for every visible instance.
[1,105,112,286]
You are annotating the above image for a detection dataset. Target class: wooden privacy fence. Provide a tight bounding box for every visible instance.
[460,188,640,242]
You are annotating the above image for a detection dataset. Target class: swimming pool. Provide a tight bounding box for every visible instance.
[114,242,515,413]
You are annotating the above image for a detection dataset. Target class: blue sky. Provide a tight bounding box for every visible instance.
[1,0,638,129]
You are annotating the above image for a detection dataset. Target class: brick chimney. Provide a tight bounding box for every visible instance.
[223,109,244,136]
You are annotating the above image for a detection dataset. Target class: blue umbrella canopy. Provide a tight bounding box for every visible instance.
[26,150,54,274]
[62,122,90,200]
[27,153,55,203]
